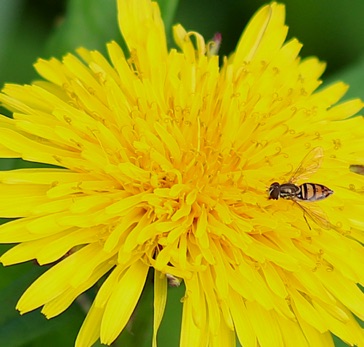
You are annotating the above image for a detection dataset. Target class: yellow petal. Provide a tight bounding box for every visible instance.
[234,3,287,63]
[246,301,284,347]
[42,261,113,318]
[117,0,167,76]
[152,271,167,347]
[36,227,100,264]
[0,128,74,165]
[318,268,364,320]
[313,301,364,346]
[16,244,110,312]
[261,262,288,298]
[75,302,104,347]
[0,183,49,217]
[100,260,149,344]
[290,288,327,333]
[210,319,235,347]
[228,290,257,347]
[296,312,334,347]
[183,273,206,329]
[1,232,65,265]
[180,293,208,347]
[198,268,220,333]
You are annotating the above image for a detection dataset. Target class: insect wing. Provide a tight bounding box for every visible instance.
[289,147,324,184]
[293,199,331,230]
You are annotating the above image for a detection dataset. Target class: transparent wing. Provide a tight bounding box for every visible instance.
[289,147,324,183]
[293,200,331,230]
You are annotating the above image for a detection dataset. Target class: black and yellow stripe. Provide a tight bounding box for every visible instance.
[298,183,332,201]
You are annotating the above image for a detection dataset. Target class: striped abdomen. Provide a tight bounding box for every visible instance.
[297,183,333,201]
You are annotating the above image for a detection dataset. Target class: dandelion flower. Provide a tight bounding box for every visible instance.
[1,0,364,346]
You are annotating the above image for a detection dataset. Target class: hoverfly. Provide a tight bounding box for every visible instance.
[268,147,333,229]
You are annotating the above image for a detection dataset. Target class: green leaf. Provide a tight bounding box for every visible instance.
[333,334,354,347]
[157,282,184,347]
[325,56,364,102]
[0,263,86,347]
[0,159,18,171]
[0,0,55,84]
[45,0,120,58]
[157,0,179,45]
[157,0,179,30]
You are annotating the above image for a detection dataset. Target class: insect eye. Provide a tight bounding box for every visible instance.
[268,185,276,194]
[269,182,279,190]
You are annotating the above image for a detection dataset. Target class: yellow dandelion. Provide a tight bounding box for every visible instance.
[0,1,364,346]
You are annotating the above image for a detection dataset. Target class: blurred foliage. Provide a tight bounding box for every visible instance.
[0,0,363,346]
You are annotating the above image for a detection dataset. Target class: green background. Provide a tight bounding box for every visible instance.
[0,0,363,346]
